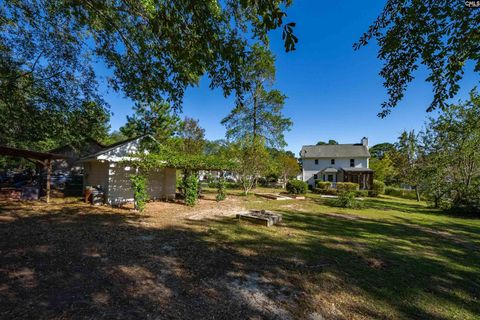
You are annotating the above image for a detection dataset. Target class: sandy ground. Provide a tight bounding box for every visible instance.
[0,196,310,320]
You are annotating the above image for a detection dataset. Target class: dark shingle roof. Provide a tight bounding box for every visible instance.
[300,144,370,158]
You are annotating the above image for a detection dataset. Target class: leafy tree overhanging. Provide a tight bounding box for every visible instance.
[356,0,480,117]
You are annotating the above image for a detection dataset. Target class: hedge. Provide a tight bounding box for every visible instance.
[356,190,369,197]
[336,182,359,191]
[314,188,368,197]
[385,186,419,200]
[314,188,337,195]
[316,181,332,190]
[286,179,308,194]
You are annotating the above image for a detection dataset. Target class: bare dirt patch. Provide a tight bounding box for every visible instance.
[0,198,306,319]
[141,196,246,226]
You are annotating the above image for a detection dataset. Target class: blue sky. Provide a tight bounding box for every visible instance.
[99,1,479,154]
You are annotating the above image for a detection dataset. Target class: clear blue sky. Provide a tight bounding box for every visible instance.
[99,1,479,154]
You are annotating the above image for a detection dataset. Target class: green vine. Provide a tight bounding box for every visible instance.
[124,146,237,172]
[183,171,199,206]
[216,178,226,202]
[130,174,148,212]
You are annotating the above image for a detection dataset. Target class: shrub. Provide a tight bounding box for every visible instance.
[257,177,268,187]
[316,181,332,190]
[369,180,386,197]
[286,179,308,194]
[332,191,363,208]
[336,182,359,191]
[216,178,226,202]
[183,172,199,206]
[226,181,241,189]
[355,190,369,197]
[313,188,338,195]
[130,174,148,212]
[385,186,419,200]
[207,181,215,188]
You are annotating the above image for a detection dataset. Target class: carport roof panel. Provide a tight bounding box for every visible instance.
[0,146,68,161]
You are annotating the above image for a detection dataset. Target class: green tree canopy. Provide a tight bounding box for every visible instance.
[1,0,297,110]
[221,44,292,148]
[177,117,205,155]
[120,101,180,142]
[316,140,338,145]
[420,89,480,211]
[369,143,396,159]
[356,1,480,117]
[0,99,109,151]
[230,135,270,195]
[1,0,297,151]
[369,153,396,184]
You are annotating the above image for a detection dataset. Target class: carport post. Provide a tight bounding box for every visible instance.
[46,159,51,203]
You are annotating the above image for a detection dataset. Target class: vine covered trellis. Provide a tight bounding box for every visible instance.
[123,146,237,206]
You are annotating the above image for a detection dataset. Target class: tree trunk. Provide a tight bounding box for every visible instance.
[46,159,51,203]
[252,84,258,141]
[415,186,420,202]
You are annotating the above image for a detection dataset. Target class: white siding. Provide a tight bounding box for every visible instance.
[302,157,369,186]
[106,163,177,205]
[146,168,176,200]
[107,162,134,205]
[82,137,177,205]
[84,161,109,193]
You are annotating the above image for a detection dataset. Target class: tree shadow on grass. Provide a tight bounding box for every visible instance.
[199,209,480,320]
[1,201,480,319]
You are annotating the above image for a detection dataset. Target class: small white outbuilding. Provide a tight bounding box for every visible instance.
[80,136,176,205]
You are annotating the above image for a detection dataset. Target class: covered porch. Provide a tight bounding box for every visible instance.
[320,167,341,186]
[341,168,374,190]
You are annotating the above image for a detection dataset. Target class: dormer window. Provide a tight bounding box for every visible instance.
[315,159,319,165]
[350,159,355,167]
[331,159,335,165]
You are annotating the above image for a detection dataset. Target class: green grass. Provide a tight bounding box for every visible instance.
[200,190,480,319]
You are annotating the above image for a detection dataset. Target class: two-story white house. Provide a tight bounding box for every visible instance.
[300,137,373,190]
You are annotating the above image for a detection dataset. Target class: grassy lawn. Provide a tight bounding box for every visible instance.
[1,191,479,319]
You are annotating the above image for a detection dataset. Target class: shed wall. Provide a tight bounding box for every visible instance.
[84,161,109,193]
[106,163,176,205]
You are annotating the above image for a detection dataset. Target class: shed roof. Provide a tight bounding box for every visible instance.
[80,135,157,162]
[300,144,370,158]
[49,138,105,158]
